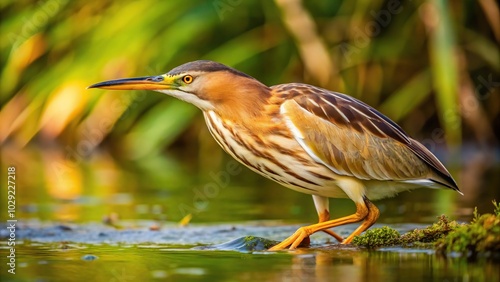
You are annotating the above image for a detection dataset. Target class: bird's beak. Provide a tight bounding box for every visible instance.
[88,75,175,91]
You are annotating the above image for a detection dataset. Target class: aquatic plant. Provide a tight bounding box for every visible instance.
[435,201,500,257]
[353,201,500,257]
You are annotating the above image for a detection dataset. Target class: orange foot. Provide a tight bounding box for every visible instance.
[269,198,379,251]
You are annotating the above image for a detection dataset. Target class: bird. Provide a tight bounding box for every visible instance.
[89,60,461,250]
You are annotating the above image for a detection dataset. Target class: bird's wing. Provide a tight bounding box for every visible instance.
[277,84,458,190]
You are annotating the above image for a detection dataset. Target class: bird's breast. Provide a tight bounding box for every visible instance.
[202,111,349,198]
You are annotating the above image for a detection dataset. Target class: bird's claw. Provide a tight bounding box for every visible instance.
[268,227,312,251]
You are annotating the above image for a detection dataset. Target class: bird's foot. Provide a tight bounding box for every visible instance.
[341,234,356,244]
[268,227,313,251]
[322,229,343,242]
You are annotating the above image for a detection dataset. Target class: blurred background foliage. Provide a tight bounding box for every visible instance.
[0,0,499,223]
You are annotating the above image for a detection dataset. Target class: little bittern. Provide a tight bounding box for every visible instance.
[89,60,460,250]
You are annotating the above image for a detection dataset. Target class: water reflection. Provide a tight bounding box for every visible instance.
[281,248,498,282]
[1,144,499,224]
[2,243,498,282]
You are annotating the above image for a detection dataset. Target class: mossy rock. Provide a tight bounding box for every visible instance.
[352,226,401,248]
[200,236,279,251]
[400,215,463,246]
[353,215,460,249]
[436,202,500,257]
[353,200,499,258]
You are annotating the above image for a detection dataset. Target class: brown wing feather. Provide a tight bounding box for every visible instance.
[276,83,459,191]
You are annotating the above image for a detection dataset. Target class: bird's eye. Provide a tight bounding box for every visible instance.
[182,75,193,84]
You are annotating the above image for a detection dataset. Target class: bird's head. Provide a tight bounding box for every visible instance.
[89,60,271,119]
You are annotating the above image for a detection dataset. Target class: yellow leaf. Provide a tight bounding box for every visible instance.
[179,214,192,226]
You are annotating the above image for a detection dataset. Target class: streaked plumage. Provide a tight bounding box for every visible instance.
[89,60,460,250]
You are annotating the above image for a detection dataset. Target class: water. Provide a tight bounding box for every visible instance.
[1,242,498,281]
[1,145,499,281]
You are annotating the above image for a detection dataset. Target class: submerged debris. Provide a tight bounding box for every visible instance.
[102,212,120,227]
[149,223,161,231]
[179,214,193,226]
[81,254,99,261]
[353,201,500,257]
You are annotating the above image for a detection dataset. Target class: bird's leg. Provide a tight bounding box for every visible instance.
[342,198,379,244]
[313,195,343,242]
[269,199,371,251]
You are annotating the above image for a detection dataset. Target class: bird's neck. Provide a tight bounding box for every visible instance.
[200,73,272,123]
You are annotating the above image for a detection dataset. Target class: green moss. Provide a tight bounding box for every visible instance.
[352,216,459,249]
[400,215,462,245]
[243,236,256,242]
[436,201,500,257]
[242,236,277,250]
[494,200,500,216]
[352,226,401,248]
[353,201,500,257]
